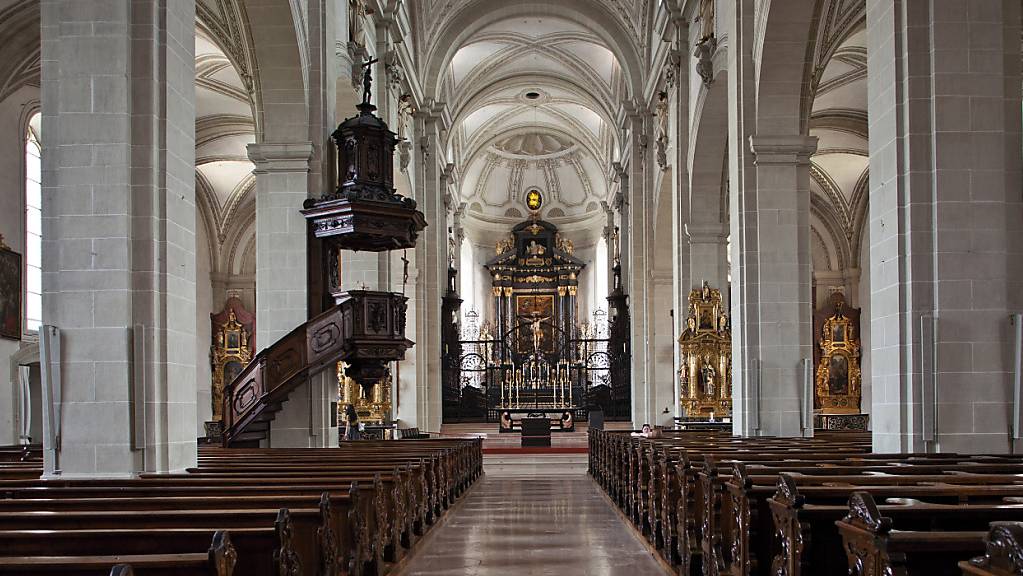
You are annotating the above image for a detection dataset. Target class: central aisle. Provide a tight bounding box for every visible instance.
[395,469,669,575]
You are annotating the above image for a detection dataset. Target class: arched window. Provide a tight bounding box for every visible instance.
[594,236,609,312]
[24,112,41,333]
[459,238,474,318]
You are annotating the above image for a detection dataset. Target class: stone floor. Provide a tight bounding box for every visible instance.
[394,467,669,575]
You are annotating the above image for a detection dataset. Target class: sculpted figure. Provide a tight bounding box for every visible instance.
[349,0,367,48]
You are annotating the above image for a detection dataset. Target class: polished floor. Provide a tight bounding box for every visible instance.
[395,468,669,575]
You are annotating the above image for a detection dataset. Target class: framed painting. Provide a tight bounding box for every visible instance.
[515,294,555,354]
[0,244,21,340]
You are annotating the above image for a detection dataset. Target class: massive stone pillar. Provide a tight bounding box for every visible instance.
[248,144,314,348]
[728,0,817,438]
[622,110,672,427]
[411,106,447,433]
[867,0,1022,453]
[686,225,729,297]
[40,0,197,476]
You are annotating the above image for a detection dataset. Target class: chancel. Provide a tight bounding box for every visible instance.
[0,0,1021,575]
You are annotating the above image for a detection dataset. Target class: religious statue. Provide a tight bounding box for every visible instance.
[654,91,669,169]
[495,235,514,255]
[396,94,415,141]
[701,359,716,396]
[526,240,546,257]
[348,0,367,49]
[448,236,458,265]
[611,226,621,266]
[698,0,715,42]
[693,0,717,86]
[555,233,574,255]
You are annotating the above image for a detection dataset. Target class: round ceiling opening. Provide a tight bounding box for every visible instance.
[524,91,541,100]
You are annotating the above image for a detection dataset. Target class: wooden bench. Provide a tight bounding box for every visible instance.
[837,492,1023,575]
[959,521,1023,576]
[0,530,235,575]
[0,439,481,576]
[587,428,1023,576]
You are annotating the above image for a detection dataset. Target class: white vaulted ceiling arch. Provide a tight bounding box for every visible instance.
[194,24,256,272]
[423,6,635,231]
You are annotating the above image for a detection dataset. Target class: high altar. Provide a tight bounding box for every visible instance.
[678,282,731,418]
[483,211,586,428]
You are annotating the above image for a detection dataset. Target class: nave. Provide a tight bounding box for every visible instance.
[395,474,667,576]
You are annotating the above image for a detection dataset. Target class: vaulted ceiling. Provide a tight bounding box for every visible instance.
[194,26,255,258]
[809,23,868,272]
[422,6,639,227]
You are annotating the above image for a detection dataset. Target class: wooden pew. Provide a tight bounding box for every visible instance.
[587,428,1023,576]
[777,482,1023,575]
[836,492,1023,576]
[959,521,1023,576]
[0,530,235,575]
[0,440,480,575]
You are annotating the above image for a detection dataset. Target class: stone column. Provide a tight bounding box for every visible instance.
[734,136,817,438]
[867,0,1022,453]
[412,106,447,433]
[623,111,671,426]
[41,0,197,476]
[248,143,314,348]
[686,224,729,298]
[247,144,320,447]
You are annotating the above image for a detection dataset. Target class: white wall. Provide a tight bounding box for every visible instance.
[195,219,214,436]
[0,86,38,445]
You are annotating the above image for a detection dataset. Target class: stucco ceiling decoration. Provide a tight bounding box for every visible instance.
[440,18,624,228]
[493,132,575,157]
[0,0,39,103]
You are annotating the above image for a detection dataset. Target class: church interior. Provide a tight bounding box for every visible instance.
[0,0,1021,574]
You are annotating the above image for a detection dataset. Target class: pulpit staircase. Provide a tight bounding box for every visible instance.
[221,64,424,447]
[221,291,411,447]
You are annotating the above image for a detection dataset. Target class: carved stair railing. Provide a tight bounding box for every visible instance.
[222,290,410,446]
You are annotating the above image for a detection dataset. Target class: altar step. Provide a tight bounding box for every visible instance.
[438,421,632,451]
[483,453,589,477]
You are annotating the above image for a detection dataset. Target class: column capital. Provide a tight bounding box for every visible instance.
[748,135,818,165]
[247,142,315,173]
[685,223,728,243]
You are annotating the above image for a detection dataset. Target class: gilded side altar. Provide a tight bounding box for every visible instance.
[338,361,392,424]
[678,282,731,418]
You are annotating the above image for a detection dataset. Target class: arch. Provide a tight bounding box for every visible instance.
[652,167,674,268]
[422,0,643,102]
[755,0,818,135]
[689,73,730,227]
[0,1,40,105]
[809,194,851,271]
[239,0,308,142]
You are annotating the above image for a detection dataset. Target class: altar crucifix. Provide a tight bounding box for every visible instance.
[525,313,552,354]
